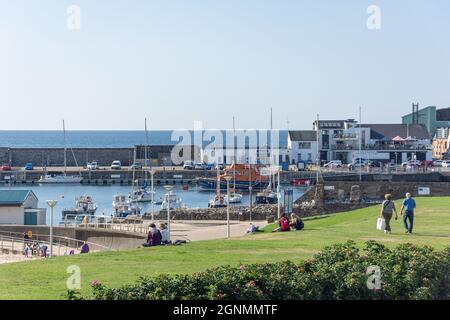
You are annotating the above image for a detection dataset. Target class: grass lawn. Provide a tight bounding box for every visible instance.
[0,197,449,299]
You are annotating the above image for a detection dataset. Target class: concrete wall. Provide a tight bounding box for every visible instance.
[0,206,24,224]
[0,225,145,250]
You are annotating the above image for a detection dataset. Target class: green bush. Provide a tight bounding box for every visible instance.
[71,241,450,300]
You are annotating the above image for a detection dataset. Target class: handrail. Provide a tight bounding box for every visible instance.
[0,231,113,252]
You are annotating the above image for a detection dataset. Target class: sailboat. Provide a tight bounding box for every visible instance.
[129,118,162,204]
[208,165,227,208]
[39,120,83,184]
[224,161,243,204]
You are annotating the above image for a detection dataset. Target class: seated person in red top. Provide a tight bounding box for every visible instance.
[143,223,162,247]
[272,214,291,232]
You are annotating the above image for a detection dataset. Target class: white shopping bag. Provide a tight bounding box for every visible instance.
[376,218,386,231]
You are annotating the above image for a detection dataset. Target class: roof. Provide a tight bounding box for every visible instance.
[0,190,37,207]
[358,124,431,140]
[288,130,317,141]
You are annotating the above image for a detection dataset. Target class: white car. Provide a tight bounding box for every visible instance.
[87,161,99,170]
[183,161,194,170]
[324,160,342,168]
[401,160,421,167]
[111,160,122,170]
[441,160,450,168]
[433,160,443,167]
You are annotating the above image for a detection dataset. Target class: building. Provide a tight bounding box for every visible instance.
[337,124,432,163]
[287,130,318,164]
[402,106,450,137]
[313,119,359,163]
[0,190,46,225]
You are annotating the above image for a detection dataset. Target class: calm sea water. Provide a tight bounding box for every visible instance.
[0,184,306,225]
[0,131,289,148]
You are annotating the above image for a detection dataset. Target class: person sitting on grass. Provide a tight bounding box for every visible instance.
[143,223,162,247]
[272,214,291,232]
[290,213,304,231]
[246,223,259,234]
[80,241,90,254]
[159,223,170,245]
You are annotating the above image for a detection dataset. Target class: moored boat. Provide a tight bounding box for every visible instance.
[62,195,98,217]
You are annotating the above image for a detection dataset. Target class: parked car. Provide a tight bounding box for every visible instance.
[347,160,365,169]
[421,160,434,167]
[401,160,421,167]
[323,160,342,168]
[111,160,122,170]
[215,164,225,170]
[194,162,207,170]
[87,161,99,170]
[433,160,444,167]
[1,163,11,171]
[441,160,450,168]
[131,162,142,170]
[183,160,195,170]
[24,163,34,170]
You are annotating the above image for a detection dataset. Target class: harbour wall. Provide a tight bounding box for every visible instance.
[0,225,145,250]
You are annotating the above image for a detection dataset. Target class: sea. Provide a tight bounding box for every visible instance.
[0,130,302,225]
[0,130,289,148]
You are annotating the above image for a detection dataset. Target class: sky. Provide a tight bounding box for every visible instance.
[1,0,449,130]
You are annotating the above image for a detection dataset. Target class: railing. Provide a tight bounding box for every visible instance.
[62,214,154,234]
[332,144,432,151]
[0,231,113,256]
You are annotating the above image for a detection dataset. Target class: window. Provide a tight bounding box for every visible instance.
[308,153,312,161]
[298,142,312,149]
[298,153,302,160]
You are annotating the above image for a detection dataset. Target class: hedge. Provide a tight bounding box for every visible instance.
[69,241,450,300]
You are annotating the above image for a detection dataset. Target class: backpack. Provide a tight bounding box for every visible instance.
[295,219,304,230]
[281,218,290,231]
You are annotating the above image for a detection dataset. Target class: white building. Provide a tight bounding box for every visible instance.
[287,131,318,164]
[0,190,46,225]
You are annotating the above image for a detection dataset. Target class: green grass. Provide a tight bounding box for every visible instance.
[1,197,449,299]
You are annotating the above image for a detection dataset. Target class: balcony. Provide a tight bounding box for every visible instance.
[333,133,358,140]
[332,143,431,151]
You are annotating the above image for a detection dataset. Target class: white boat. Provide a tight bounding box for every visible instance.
[208,194,227,208]
[160,193,182,211]
[224,192,243,204]
[62,196,98,217]
[39,174,83,184]
[39,120,83,184]
[112,194,140,217]
[129,188,152,203]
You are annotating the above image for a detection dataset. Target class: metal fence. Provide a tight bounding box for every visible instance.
[0,231,113,256]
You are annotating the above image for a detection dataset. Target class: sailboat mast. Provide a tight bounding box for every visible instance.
[232,116,236,190]
[63,119,67,176]
[144,118,149,182]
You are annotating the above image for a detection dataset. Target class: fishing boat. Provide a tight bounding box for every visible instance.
[62,196,98,217]
[196,163,268,191]
[292,179,311,186]
[160,193,183,211]
[39,120,83,184]
[112,194,140,217]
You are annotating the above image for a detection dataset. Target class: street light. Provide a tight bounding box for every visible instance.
[46,199,58,258]
[224,176,232,238]
[163,185,173,241]
[276,166,281,219]
[150,168,156,222]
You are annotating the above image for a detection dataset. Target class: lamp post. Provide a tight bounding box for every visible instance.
[224,176,232,238]
[150,168,156,222]
[276,166,281,219]
[163,185,173,241]
[46,200,58,258]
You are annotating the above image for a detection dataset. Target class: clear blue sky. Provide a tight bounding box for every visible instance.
[1,0,449,130]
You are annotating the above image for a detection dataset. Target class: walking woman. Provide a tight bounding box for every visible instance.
[380,194,398,234]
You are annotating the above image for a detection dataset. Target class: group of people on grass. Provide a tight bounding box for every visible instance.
[272,213,304,233]
[380,192,416,234]
[143,223,170,247]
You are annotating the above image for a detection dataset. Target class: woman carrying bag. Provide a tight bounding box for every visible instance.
[380,194,398,234]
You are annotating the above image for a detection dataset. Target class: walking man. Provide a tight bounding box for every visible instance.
[380,194,398,234]
[400,193,416,234]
